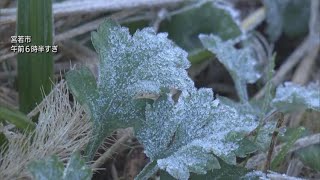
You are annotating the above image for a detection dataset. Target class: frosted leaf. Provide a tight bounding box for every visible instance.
[243,170,305,180]
[199,34,261,84]
[28,152,91,180]
[217,96,278,153]
[254,121,278,151]
[263,0,310,42]
[263,0,290,42]
[199,34,261,101]
[63,152,92,180]
[28,156,63,180]
[136,89,258,180]
[66,20,194,159]
[272,82,320,112]
[241,170,266,179]
[162,1,242,54]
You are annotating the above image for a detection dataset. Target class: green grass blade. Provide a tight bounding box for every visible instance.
[17,0,53,113]
[0,106,36,132]
[0,132,8,152]
[188,50,212,65]
[271,127,305,169]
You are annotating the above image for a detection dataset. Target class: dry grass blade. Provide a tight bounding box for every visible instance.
[92,128,133,170]
[254,37,312,99]
[254,0,320,99]
[0,81,92,180]
[292,0,320,84]
[0,0,184,25]
[264,112,284,173]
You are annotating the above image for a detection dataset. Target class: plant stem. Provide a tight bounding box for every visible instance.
[91,129,132,169]
[134,161,159,180]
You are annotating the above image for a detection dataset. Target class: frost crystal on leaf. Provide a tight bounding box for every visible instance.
[66,20,194,159]
[137,89,258,180]
[272,82,320,112]
[199,34,261,101]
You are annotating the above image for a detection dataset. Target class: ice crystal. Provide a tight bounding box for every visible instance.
[272,82,320,112]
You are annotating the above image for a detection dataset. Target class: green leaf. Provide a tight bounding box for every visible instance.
[263,0,310,42]
[161,1,241,52]
[134,161,159,180]
[272,82,320,112]
[235,139,259,158]
[261,54,276,114]
[189,161,253,180]
[0,106,35,132]
[159,1,241,64]
[297,144,320,171]
[66,19,194,160]
[282,0,310,37]
[66,67,99,115]
[136,89,258,180]
[63,152,92,180]
[28,156,64,180]
[199,34,261,102]
[160,160,255,180]
[0,132,8,152]
[66,20,263,180]
[253,121,278,151]
[271,127,305,169]
[28,152,92,180]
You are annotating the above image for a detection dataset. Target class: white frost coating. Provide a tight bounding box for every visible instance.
[72,20,262,179]
[137,88,258,180]
[243,170,306,180]
[199,34,261,84]
[90,20,195,125]
[272,82,320,112]
[74,19,196,159]
[93,24,193,94]
[242,170,266,179]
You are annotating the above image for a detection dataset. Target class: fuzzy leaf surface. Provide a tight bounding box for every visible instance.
[136,89,258,180]
[272,82,320,112]
[66,20,194,159]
